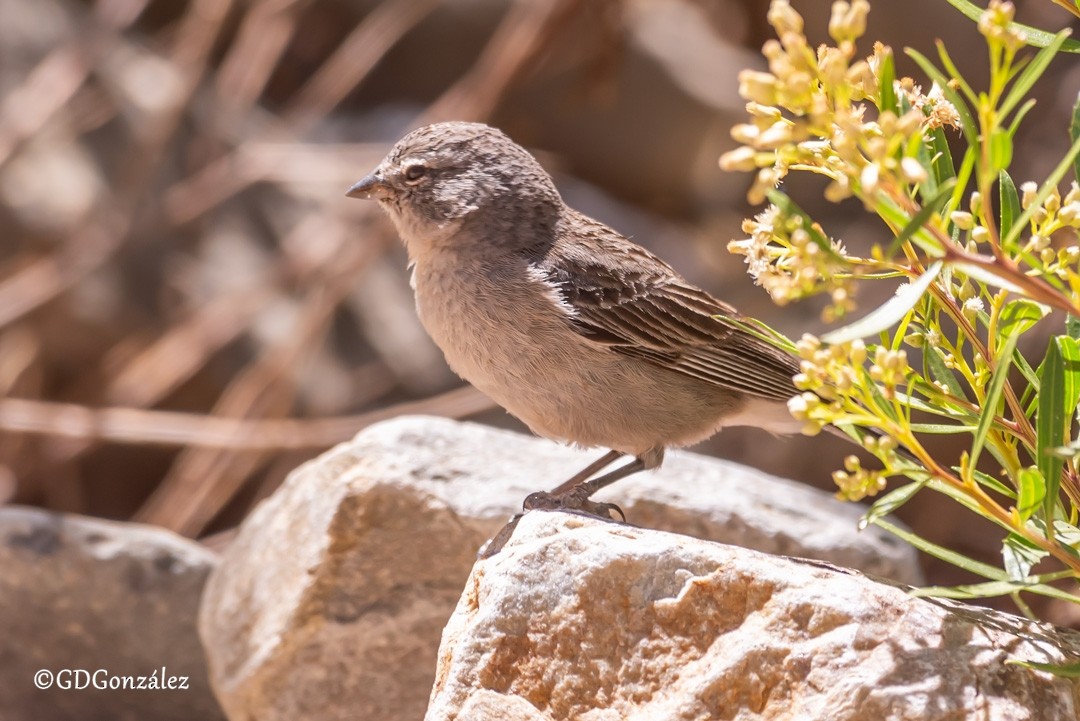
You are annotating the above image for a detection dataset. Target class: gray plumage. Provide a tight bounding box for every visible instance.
[347,121,801,485]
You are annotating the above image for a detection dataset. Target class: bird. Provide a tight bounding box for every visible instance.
[346,121,804,519]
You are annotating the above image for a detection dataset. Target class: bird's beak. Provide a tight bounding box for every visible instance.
[346,172,386,200]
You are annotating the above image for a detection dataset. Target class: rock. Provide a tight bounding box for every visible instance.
[427,512,1080,721]
[200,415,921,721]
[0,506,224,721]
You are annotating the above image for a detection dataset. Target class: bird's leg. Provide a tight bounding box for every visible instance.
[570,456,647,498]
[547,449,624,495]
[524,453,648,520]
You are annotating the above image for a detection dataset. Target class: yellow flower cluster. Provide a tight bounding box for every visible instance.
[1010,181,1080,286]
[721,0,968,322]
[898,80,962,131]
[728,204,854,318]
[787,334,867,435]
[719,0,958,205]
[977,0,1027,53]
[787,392,832,436]
[868,346,910,399]
[832,455,887,501]
[793,333,865,398]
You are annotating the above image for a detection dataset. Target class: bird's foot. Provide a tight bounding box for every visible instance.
[522,486,625,521]
[477,488,626,559]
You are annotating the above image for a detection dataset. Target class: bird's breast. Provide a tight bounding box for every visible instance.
[410,254,575,390]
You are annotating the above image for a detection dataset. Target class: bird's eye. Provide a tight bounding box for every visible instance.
[403,164,427,182]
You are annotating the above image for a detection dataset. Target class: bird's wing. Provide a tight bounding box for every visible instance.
[535,213,800,403]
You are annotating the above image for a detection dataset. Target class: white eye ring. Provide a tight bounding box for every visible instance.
[403,163,427,182]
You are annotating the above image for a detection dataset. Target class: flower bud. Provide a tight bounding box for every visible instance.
[969,191,982,216]
[861,163,880,193]
[900,157,928,184]
[830,0,870,43]
[739,70,779,106]
[719,146,758,172]
[768,0,804,35]
[757,121,793,149]
[950,211,974,230]
[1020,181,1038,209]
[730,124,760,144]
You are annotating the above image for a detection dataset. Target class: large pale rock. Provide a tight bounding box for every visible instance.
[0,506,224,721]
[200,416,921,721]
[428,512,1080,721]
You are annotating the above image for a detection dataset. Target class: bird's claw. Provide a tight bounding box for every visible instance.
[523,489,625,521]
[479,487,626,559]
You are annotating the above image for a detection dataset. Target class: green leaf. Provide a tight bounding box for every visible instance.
[1003,532,1049,581]
[999,299,1049,340]
[1053,519,1080,548]
[936,42,978,105]
[874,196,943,254]
[927,477,1017,529]
[941,0,1080,52]
[1000,30,1072,117]
[970,330,1020,470]
[865,369,901,423]
[1037,335,1080,520]
[1072,93,1080,185]
[968,301,1049,470]
[895,394,968,421]
[915,578,1080,604]
[908,422,976,434]
[999,170,1021,244]
[915,127,938,202]
[949,146,978,216]
[718,316,798,354]
[1068,315,1080,340]
[1017,467,1047,521]
[1008,660,1080,677]
[928,127,957,188]
[861,481,925,528]
[878,47,898,115]
[989,129,1013,173]
[1014,346,1041,397]
[926,345,968,400]
[823,263,943,344]
[969,468,1017,499]
[872,518,1009,579]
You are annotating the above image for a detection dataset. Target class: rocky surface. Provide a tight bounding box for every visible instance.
[200,415,922,721]
[0,506,224,721]
[428,512,1080,721]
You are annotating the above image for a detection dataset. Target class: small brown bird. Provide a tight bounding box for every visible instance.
[347,122,802,516]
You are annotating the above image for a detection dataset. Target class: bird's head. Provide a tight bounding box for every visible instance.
[347,122,562,256]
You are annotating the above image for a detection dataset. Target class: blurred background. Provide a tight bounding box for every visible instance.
[1,0,1078,617]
